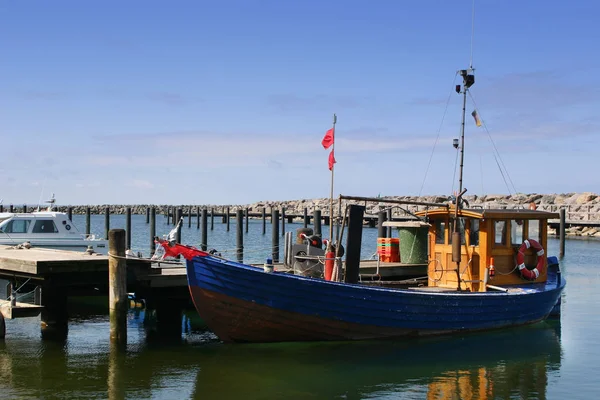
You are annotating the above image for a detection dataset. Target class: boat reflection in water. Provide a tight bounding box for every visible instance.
[190,321,562,399]
[0,319,561,399]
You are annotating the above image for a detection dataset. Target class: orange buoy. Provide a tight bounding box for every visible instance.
[489,257,495,278]
[325,251,335,281]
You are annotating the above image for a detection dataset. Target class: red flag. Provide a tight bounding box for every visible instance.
[321,128,334,149]
[328,149,336,170]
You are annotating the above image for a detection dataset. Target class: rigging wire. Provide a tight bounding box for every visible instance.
[418,71,459,197]
[468,91,518,194]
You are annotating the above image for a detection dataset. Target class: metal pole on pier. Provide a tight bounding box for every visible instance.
[108,229,127,348]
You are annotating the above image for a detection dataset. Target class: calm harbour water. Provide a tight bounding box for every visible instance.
[1,215,599,399]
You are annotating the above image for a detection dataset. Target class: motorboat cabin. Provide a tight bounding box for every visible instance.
[0,211,107,253]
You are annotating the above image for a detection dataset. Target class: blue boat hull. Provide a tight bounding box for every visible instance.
[186,256,565,343]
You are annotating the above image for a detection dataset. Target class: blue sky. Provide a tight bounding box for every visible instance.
[1,0,598,206]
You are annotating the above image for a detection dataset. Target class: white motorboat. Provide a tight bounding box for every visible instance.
[0,198,107,253]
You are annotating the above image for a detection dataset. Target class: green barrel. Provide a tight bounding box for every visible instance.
[397,222,429,264]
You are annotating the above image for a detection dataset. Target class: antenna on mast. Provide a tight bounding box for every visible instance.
[469,0,476,69]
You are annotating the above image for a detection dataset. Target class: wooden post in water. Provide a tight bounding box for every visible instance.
[86,207,91,236]
[281,208,286,237]
[386,209,392,237]
[108,229,127,347]
[559,208,566,258]
[0,205,3,213]
[146,207,150,223]
[67,207,72,221]
[313,210,322,237]
[188,206,192,228]
[150,207,156,257]
[125,207,132,250]
[245,208,249,233]
[272,208,279,262]
[201,209,208,251]
[345,205,365,284]
[303,208,309,228]
[196,206,200,229]
[262,207,266,234]
[226,207,230,231]
[210,208,214,230]
[105,207,110,240]
[176,208,183,244]
[9,205,13,213]
[23,204,27,213]
[377,211,386,238]
[236,209,244,262]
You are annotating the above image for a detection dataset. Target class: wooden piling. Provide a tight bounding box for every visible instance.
[67,206,72,221]
[105,207,110,240]
[146,207,150,224]
[86,207,91,235]
[126,207,132,250]
[0,312,4,339]
[377,211,386,238]
[23,204,27,213]
[201,209,208,251]
[226,207,230,231]
[262,207,266,235]
[0,205,3,213]
[150,207,156,256]
[176,208,183,244]
[236,209,244,262]
[9,205,13,213]
[559,208,566,257]
[272,208,279,263]
[303,207,308,228]
[313,210,322,237]
[210,208,214,230]
[108,229,127,346]
[245,208,249,233]
[344,205,365,284]
[196,206,200,229]
[188,206,192,228]
[386,209,392,237]
[281,208,286,237]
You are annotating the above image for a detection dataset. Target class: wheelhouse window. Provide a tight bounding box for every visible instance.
[528,219,541,242]
[449,218,466,244]
[469,219,480,246]
[434,220,446,244]
[1,220,31,233]
[494,220,507,246]
[511,219,524,245]
[33,220,59,233]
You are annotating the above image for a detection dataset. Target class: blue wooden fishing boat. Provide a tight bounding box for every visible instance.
[158,68,566,343]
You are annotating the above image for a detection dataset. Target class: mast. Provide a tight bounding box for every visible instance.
[452,69,475,291]
[329,113,337,245]
[457,68,474,195]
